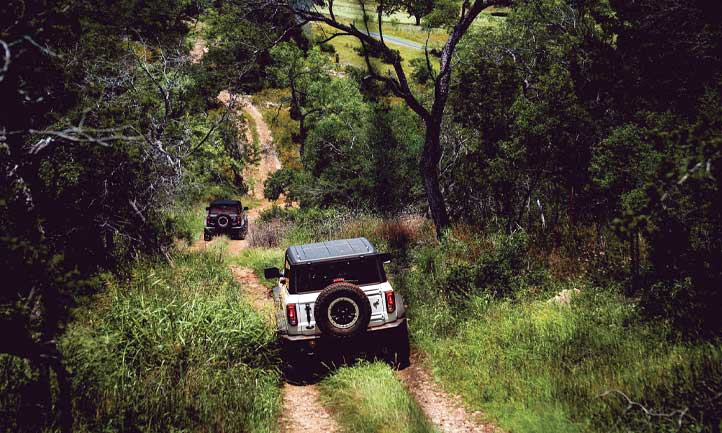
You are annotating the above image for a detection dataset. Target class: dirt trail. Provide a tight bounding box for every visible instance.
[190,91,281,254]
[397,352,499,433]
[209,89,338,433]
[279,384,341,433]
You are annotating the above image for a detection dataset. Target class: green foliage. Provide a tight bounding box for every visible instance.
[318,42,336,53]
[447,0,722,337]
[409,57,435,84]
[59,250,281,432]
[421,0,461,28]
[319,362,438,433]
[264,167,300,201]
[163,203,207,245]
[405,246,722,433]
[406,231,548,308]
[233,248,286,289]
[197,2,287,94]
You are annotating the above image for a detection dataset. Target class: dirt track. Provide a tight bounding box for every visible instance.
[397,352,499,433]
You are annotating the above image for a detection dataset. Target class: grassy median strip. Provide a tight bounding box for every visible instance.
[318,362,438,433]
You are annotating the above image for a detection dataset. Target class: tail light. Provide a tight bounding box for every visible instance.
[286,304,298,326]
[206,216,211,225]
[385,291,396,313]
[237,215,242,224]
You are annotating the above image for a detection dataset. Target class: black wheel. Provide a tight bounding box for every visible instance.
[386,321,410,369]
[204,232,212,241]
[314,282,371,339]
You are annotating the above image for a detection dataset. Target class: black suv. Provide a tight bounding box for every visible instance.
[203,199,249,241]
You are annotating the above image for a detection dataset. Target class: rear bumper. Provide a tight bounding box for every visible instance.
[204,225,246,234]
[280,317,406,343]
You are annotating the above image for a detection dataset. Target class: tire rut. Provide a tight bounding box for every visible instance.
[279,383,340,433]
[228,260,339,433]
[396,352,499,433]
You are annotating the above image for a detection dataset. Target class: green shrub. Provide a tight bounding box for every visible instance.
[318,42,336,53]
[164,203,207,244]
[405,231,548,309]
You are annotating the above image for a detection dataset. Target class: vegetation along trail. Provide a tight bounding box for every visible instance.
[7,3,719,433]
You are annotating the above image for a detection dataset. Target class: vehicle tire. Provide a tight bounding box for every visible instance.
[314,282,371,339]
[204,232,212,241]
[386,321,410,369]
[216,214,230,228]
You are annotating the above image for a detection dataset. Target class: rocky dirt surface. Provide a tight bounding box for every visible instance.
[397,352,499,433]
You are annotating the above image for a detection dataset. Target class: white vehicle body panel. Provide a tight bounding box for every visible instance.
[273,281,405,337]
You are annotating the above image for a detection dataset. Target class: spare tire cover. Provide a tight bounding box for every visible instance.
[217,215,230,227]
[314,282,371,338]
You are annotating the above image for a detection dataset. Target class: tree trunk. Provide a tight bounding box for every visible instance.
[415,15,421,26]
[298,114,307,158]
[50,358,73,433]
[421,120,450,239]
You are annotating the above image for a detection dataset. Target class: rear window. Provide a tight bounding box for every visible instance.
[209,205,240,214]
[291,257,386,293]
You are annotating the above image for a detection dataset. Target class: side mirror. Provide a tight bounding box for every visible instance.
[378,253,392,264]
[264,267,282,279]
[243,206,249,211]
[205,207,210,211]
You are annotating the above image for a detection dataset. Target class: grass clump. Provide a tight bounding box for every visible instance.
[319,362,438,433]
[164,202,207,244]
[59,249,282,433]
[234,247,285,289]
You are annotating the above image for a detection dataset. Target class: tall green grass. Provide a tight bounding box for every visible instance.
[234,247,285,288]
[165,202,207,244]
[59,249,282,433]
[406,235,722,433]
[319,362,438,433]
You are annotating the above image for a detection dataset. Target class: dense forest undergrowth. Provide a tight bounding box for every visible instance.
[2,0,722,432]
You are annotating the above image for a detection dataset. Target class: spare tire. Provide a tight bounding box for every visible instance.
[217,214,230,228]
[314,282,371,338]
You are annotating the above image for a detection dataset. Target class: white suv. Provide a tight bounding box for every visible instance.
[264,238,410,369]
